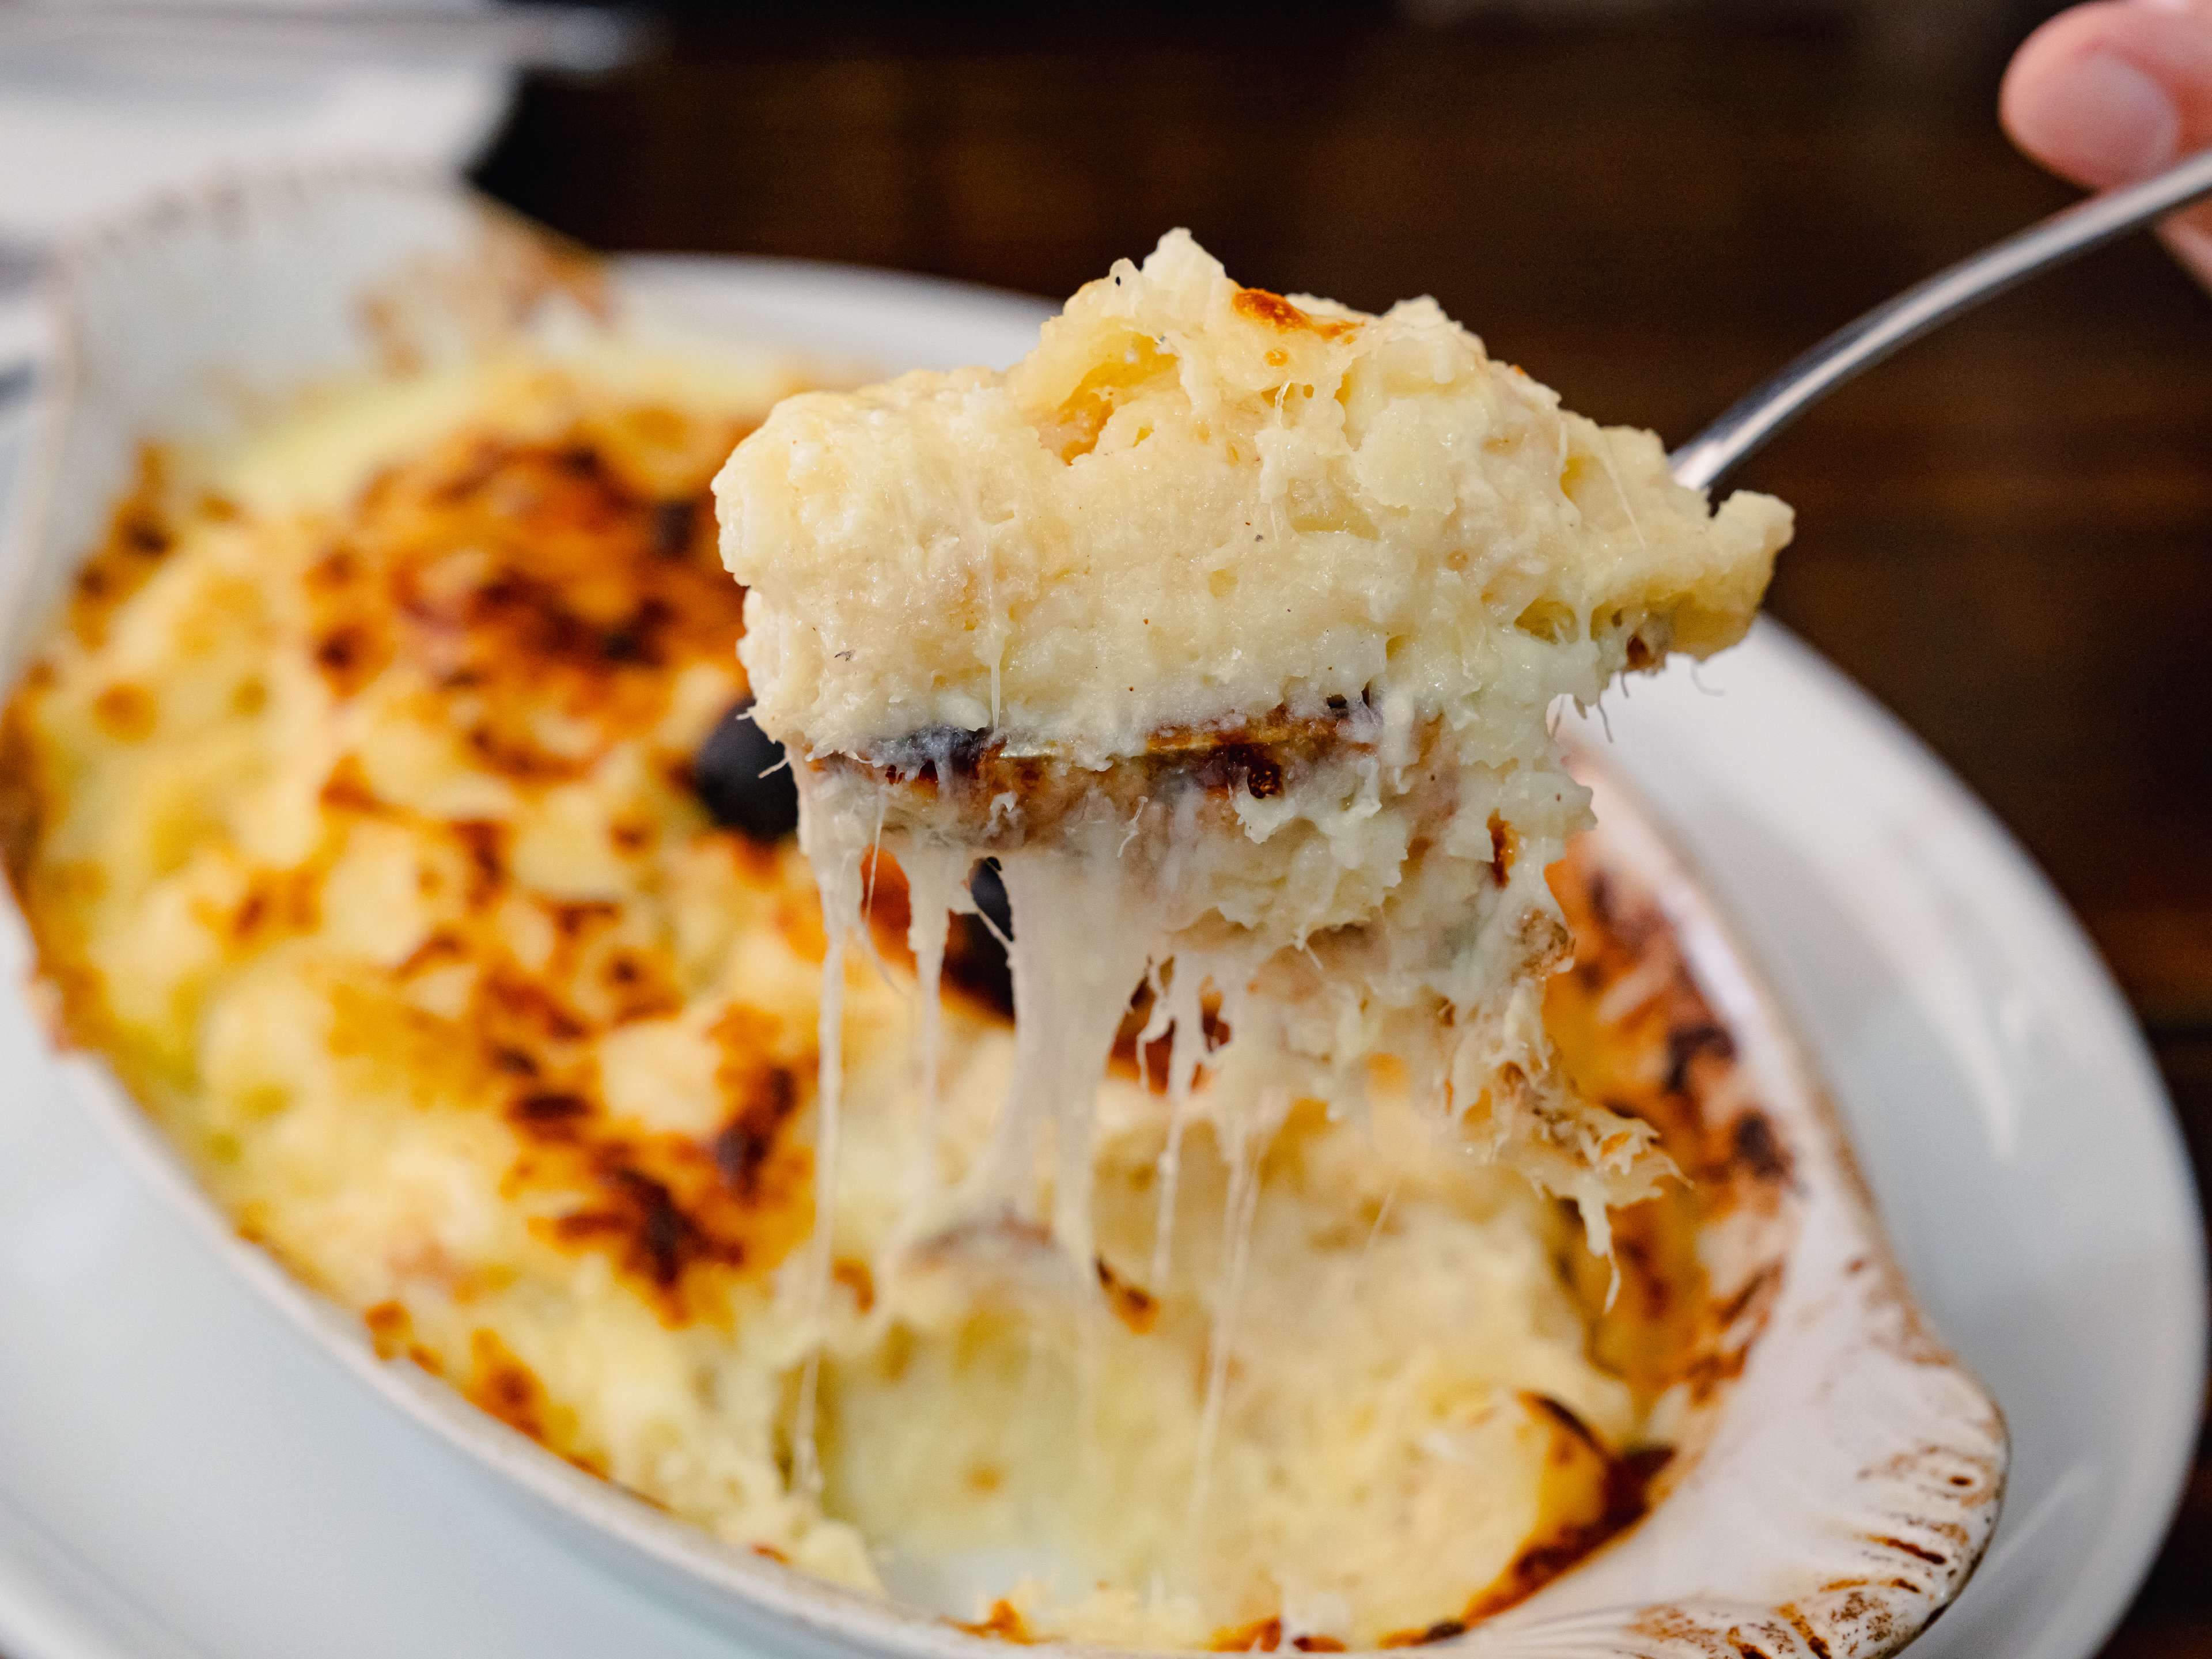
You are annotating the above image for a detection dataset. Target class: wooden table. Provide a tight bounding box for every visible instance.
[477,9,2210,1653]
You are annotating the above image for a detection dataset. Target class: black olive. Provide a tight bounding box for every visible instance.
[690,707,1018,1015]
[940,859,1013,1017]
[650,499,698,559]
[968,857,1013,941]
[692,699,798,842]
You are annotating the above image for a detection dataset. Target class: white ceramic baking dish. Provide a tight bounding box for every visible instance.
[0,172,2004,1659]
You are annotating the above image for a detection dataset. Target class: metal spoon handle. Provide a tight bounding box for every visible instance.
[1671,145,2212,494]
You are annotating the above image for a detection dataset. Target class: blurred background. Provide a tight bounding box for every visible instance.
[0,1,2206,1653]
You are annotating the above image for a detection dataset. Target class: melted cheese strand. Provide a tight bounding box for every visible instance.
[900,845,969,1219]
[997,850,1156,1270]
[1149,964,1208,1288]
[1183,1099,1274,1552]
[791,816,863,1501]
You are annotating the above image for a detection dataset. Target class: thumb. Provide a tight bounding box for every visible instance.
[2001,0,2212,287]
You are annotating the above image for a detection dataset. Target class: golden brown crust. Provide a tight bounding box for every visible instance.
[1229,286,1362,341]
[315,428,755,783]
[3,389,824,1333]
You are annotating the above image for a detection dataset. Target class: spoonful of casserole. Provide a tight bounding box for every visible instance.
[714,230,1792,1271]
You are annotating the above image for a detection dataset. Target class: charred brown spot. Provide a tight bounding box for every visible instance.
[397,929,466,976]
[1096,1256,1161,1334]
[710,1060,802,1197]
[1663,1020,1734,1094]
[955,1600,1037,1644]
[833,1257,876,1313]
[1487,811,1519,885]
[1380,1620,1468,1648]
[1581,869,1616,931]
[120,514,169,557]
[1210,1616,1283,1652]
[482,971,588,1044]
[1522,1392,1603,1456]
[550,900,619,939]
[314,623,387,696]
[450,819,509,907]
[1729,1111,1790,1183]
[1683,1345,1752,1404]
[550,1210,627,1243]
[1235,287,1310,329]
[599,1165,710,1286]
[1291,1640,1346,1653]
[552,441,604,479]
[65,448,183,645]
[90,683,157,741]
[231,890,268,940]
[510,1090,593,1130]
[1718,1263,1782,1328]
[600,600,673,668]
[465,1328,552,1442]
[0,713,43,899]
[1232,286,1362,340]
[319,756,383,814]
[1870,1534,1948,1567]
[225,867,320,940]
[306,547,360,592]
[363,1300,413,1361]
[1782,1613,1834,1659]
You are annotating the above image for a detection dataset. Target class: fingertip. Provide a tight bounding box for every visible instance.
[2002,5,2184,187]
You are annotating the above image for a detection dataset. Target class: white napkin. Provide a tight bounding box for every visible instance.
[0,0,514,240]
[0,56,510,245]
[0,1,513,380]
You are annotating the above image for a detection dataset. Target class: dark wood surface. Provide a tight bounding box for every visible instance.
[475,9,2210,1654]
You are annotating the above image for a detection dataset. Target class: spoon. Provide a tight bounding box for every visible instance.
[1671,144,2212,492]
